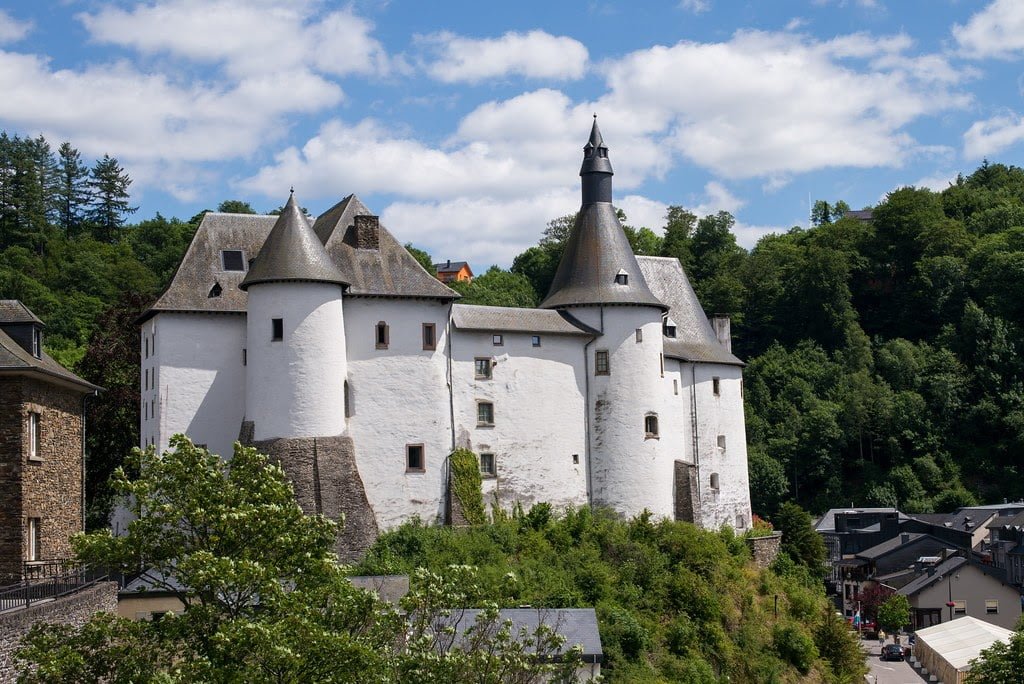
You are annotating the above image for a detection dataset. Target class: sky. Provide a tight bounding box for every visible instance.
[2,0,1024,270]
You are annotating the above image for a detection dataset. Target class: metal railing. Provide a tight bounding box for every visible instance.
[0,565,109,613]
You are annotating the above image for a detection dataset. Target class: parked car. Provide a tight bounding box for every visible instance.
[881,644,905,662]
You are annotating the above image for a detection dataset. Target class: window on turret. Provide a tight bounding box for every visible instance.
[422,323,436,350]
[406,444,424,472]
[272,318,283,341]
[644,413,659,439]
[221,250,246,271]
[615,270,629,285]
[595,350,610,375]
[477,401,494,426]
[475,358,492,380]
[713,377,721,396]
[635,328,642,343]
[376,322,389,349]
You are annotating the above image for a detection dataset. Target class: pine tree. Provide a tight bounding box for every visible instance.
[88,154,137,242]
[56,142,91,237]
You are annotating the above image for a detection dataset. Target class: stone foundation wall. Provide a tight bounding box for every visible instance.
[673,460,700,524]
[0,581,117,683]
[250,434,378,562]
[746,532,783,569]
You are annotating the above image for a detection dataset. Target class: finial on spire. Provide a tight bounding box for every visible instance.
[290,186,295,195]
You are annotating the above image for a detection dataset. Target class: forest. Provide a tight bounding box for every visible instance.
[2,130,1023,526]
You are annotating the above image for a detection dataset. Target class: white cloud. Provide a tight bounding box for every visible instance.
[963,113,1024,159]
[953,0,1024,60]
[693,181,745,216]
[0,10,32,44]
[733,222,785,249]
[420,30,588,83]
[912,172,957,192]
[784,18,808,31]
[79,2,392,78]
[618,195,668,230]
[679,0,710,14]
[596,30,970,178]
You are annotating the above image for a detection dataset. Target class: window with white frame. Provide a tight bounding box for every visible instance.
[477,402,494,426]
[28,412,41,461]
[479,453,496,477]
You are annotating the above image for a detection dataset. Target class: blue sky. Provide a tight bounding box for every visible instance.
[2,1,1023,269]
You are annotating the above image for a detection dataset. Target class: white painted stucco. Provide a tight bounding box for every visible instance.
[245,282,347,441]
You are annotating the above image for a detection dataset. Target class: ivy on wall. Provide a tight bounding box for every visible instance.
[449,448,486,525]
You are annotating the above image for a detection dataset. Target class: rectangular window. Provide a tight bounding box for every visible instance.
[145,336,149,359]
[422,323,436,350]
[32,328,41,358]
[644,414,659,438]
[28,412,41,461]
[713,376,721,396]
[660,353,664,377]
[595,350,610,375]
[144,367,148,391]
[635,328,642,343]
[477,402,494,426]
[28,517,40,561]
[492,334,503,346]
[953,600,966,615]
[221,249,246,271]
[717,434,726,451]
[480,453,496,477]
[272,318,283,341]
[242,349,247,366]
[406,444,425,472]
[475,358,492,380]
[572,454,579,465]
[986,600,999,614]
[376,322,389,349]
[531,335,541,347]
[673,379,679,395]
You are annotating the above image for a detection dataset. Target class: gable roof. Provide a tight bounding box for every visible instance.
[0,326,100,392]
[814,507,903,533]
[435,261,470,274]
[452,304,599,336]
[636,256,743,366]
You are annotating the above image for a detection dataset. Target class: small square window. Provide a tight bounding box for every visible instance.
[480,453,496,477]
[422,323,436,350]
[376,322,389,349]
[477,402,494,426]
[222,249,246,271]
[28,412,41,461]
[492,334,503,346]
[985,599,999,614]
[644,413,659,439]
[406,444,425,472]
[713,377,721,396]
[635,328,643,343]
[272,318,283,341]
[532,335,541,347]
[475,358,492,380]
[595,350,610,375]
[717,434,726,451]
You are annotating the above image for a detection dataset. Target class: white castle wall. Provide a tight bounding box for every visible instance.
[690,363,751,530]
[143,313,247,459]
[569,306,675,519]
[245,282,347,441]
[450,329,589,513]
[344,298,452,530]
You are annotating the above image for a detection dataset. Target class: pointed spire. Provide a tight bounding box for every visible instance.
[580,115,613,204]
[240,192,348,291]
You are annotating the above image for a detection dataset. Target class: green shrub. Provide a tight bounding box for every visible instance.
[449,448,486,525]
[772,623,818,675]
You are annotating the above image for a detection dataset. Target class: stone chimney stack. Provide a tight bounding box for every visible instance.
[711,314,732,352]
[353,215,380,250]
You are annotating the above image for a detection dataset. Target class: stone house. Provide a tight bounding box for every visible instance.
[0,300,100,582]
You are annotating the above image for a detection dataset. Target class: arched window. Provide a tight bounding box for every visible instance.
[644,413,659,439]
[709,472,720,490]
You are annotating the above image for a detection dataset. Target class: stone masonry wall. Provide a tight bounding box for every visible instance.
[0,377,84,581]
[673,460,700,524]
[0,581,117,683]
[746,532,783,569]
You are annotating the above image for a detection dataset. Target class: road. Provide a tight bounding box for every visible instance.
[861,638,927,684]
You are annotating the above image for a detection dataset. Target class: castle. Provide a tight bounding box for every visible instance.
[138,121,752,557]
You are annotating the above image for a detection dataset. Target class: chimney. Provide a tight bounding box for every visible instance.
[446,259,451,268]
[353,215,380,250]
[710,314,731,352]
[900,532,910,544]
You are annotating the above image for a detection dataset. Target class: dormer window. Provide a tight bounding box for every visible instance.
[663,317,677,338]
[221,250,246,271]
[614,269,629,286]
[208,282,223,298]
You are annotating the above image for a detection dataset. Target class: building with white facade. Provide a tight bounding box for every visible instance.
[138,121,752,558]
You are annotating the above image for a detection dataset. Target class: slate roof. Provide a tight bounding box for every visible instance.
[240,193,348,291]
[814,507,904,533]
[637,256,744,366]
[0,324,100,392]
[441,608,603,662]
[435,260,470,274]
[142,195,456,321]
[893,556,1009,599]
[452,304,599,335]
[0,300,43,325]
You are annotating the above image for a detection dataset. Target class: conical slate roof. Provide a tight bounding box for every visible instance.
[540,122,665,311]
[240,193,349,291]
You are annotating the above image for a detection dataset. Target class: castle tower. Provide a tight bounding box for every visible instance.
[240,193,350,440]
[541,120,673,518]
